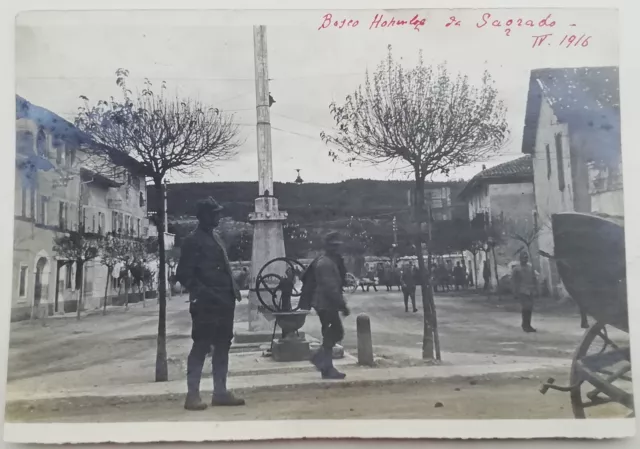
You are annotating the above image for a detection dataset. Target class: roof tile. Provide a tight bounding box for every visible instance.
[458,156,533,200]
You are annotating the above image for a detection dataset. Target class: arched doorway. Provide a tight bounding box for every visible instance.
[34,257,48,308]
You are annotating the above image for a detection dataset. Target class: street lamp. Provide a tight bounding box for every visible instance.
[294,169,303,185]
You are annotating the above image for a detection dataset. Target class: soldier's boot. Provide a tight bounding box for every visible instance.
[321,348,346,380]
[210,346,246,406]
[184,392,208,411]
[522,309,537,333]
[212,392,246,407]
[310,348,326,371]
[322,365,347,380]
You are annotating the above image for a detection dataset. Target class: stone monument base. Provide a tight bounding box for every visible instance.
[271,336,311,362]
[234,330,274,345]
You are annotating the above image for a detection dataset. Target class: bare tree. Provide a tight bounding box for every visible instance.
[117,238,148,310]
[99,234,149,313]
[53,231,102,320]
[321,47,508,360]
[74,69,242,381]
[510,221,543,260]
[99,234,122,315]
[166,245,181,294]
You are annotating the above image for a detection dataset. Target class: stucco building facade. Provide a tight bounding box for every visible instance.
[521,66,622,297]
[13,96,150,321]
[459,156,537,284]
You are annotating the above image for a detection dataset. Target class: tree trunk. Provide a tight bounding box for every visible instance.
[54,262,62,315]
[155,180,169,382]
[76,260,84,320]
[472,252,478,290]
[492,246,500,300]
[103,266,112,315]
[167,272,172,301]
[413,176,436,361]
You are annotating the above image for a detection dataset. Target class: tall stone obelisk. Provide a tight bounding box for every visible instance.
[247,25,287,332]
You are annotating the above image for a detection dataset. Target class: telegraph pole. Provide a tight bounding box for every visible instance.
[254,25,274,197]
[246,25,288,333]
[425,202,440,360]
[392,216,398,266]
[163,179,171,301]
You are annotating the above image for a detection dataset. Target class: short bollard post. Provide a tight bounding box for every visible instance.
[356,313,374,366]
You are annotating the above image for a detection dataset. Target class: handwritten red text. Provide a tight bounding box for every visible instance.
[559,34,591,47]
[531,33,591,48]
[318,14,360,30]
[445,16,462,27]
[317,11,592,50]
[476,13,556,36]
[369,13,427,31]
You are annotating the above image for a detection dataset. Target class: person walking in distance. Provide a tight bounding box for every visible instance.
[483,260,491,290]
[401,261,419,313]
[453,261,465,291]
[176,197,245,411]
[512,251,539,333]
[309,232,350,379]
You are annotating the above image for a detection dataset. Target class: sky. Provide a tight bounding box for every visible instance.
[15,8,619,184]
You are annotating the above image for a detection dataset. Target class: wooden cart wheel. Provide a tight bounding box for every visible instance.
[344,273,358,294]
[570,323,603,418]
[254,257,307,312]
[570,322,633,419]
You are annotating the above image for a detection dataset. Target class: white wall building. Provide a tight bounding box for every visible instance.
[13,96,151,321]
[521,67,622,297]
[459,156,537,283]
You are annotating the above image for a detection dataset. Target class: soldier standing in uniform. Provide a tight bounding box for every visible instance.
[453,261,465,291]
[176,197,245,410]
[401,261,419,313]
[512,251,539,333]
[309,232,351,379]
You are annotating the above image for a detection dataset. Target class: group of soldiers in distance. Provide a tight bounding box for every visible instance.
[359,258,492,294]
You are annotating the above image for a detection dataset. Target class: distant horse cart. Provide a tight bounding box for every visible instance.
[344,272,359,294]
[539,213,633,419]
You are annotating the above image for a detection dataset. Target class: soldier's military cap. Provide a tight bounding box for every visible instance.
[324,231,344,246]
[195,196,224,216]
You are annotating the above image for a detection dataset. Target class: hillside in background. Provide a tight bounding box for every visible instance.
[149,179,467,224]
[152,179,472,263]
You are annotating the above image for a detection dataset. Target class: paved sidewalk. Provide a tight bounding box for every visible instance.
[5,351,570,404]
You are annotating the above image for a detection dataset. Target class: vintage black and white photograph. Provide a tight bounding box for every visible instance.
[3,6,634,443]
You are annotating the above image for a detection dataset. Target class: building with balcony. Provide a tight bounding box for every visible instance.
[13,95,150,321]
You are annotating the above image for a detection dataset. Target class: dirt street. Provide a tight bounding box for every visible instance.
[7,289,629,405]
[6,374,630,423]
